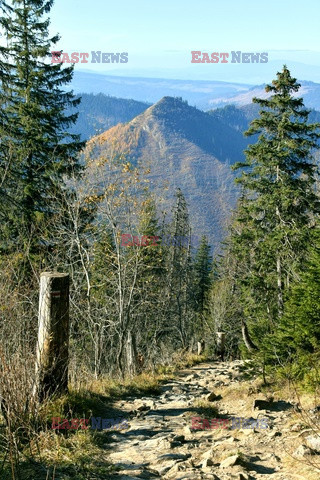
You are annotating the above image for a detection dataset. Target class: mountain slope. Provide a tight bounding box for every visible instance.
[91,97,249,249]
[208,104,320,144]
[83,97,320,249]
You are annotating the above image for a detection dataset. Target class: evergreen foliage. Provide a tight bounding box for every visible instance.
[228,66,320,365]
[0,0,84,249]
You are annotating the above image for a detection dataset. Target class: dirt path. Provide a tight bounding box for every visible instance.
[103,360,319,480]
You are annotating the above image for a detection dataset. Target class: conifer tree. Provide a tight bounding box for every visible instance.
[0,0,84,249]
[193,235,213,313]
[231,66,320,350]
[133,197,167,357]
[166,188,193,347]
[192,235,213,341]
[138,197,164,274]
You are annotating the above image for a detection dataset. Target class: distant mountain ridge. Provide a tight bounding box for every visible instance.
[70,71,320,111]
[208,103,320,139]
[70,72,252,109]
[208,81,320,111]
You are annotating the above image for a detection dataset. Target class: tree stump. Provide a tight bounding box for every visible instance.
[34,272,69,401]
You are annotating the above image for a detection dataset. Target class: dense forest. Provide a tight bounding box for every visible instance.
[67,93,150,140]
[0,1,320,479]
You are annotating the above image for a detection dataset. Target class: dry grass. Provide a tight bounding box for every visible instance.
[0,353,196,479]
[84,371,165,397]
[189,399,219,418]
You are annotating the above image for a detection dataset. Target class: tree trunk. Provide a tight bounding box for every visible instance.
[275,165,283,317]
[216,331,226,360]
[241,320,258,352]
[276,255,283,316]
[126,330,138,377]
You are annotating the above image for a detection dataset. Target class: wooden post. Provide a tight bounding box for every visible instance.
[197,340,205,355]
[34,272,69,401]
[216,331,226,361]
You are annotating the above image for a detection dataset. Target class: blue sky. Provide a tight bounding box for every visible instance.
[49,0,320,83]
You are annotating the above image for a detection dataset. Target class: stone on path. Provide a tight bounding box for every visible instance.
[305,435,320,453]
[207,391,220,402]
[294,444,313,458]
[253,398,273,410]
[219,454,242,468]
[201,457,214,468]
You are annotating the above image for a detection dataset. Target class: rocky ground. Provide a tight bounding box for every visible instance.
[102,360,320,480]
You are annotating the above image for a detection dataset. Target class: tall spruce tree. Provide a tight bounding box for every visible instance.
[231,66,320,352]
[166,188,193,347]
[134,197,167,358]
[193,235,213,313]
[192,235,213,341]
[0,0,84,250]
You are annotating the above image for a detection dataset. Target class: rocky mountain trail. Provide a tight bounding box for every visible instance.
[102,360,319,480]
